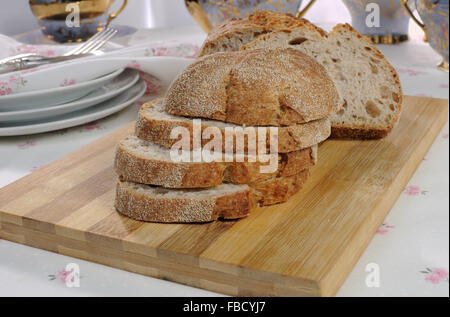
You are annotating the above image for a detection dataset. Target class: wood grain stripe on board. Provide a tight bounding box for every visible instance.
[121,222,182,258]
[240,176,376,280]
[237,97,448,282]
[0,221,320,296]
[55,189,117,242]
[22,166,116,231]
[198,139,359,274]
[86,208,144,249]
[82,190,184,258]
[0,146,116,218]
[157,220,238,267]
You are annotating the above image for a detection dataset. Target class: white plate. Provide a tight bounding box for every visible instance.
[0,69,139,123]
[0,54,192,95]
[0,80,146,136]
[0,68,124,111]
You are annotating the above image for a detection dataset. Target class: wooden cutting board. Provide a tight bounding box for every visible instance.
[0,96,447,296]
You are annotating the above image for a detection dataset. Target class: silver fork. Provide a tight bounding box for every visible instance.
[63,27,117,56]
[0,28,117,74]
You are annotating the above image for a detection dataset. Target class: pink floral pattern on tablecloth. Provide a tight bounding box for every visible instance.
[15,44,56,57]
[82,121,103,131]
[397,68,425,76]
[139,71,164,96]
[29,165,43,173]
[15,44,37,55]
[376,222,395,235]
[48,268,80,284]
[0,83,12,96]
[421,268,449,284]
[144,43,200,59]
[404,185,428,196]
[126,61,141,69]
[17,141,36,149]
[414,93,432,98]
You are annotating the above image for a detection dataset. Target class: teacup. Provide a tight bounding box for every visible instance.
[342,0,411,44]
[185,0,316,33]
[29,0,127,43]
[402,0,449,72]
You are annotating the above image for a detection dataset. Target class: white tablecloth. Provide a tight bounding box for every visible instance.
[0,26,448,297]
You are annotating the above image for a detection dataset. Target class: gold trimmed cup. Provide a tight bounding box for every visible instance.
[402,0,449,72]
[342,0,411,44]
[185,0,316,33]
[29,0,127,43]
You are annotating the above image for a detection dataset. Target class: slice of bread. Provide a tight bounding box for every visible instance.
[165,48,340,126]
[115,180,252,223]
[115,169,309,223]
[135,98,330,153]
[197,10,326,58]
[243,23,403,138]
[198,18,269,57]
[115,135,316,188]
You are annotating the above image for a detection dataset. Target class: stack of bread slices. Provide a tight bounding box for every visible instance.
[114,46,340,223]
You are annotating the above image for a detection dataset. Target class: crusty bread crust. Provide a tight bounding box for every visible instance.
[114,136,316,188]
[198,10,325,58]
[115,181,253,223]
[135,98,331,153]
[115,170,309,223]
[331,126,389,139]
[248,10,327,37]
[198,18,268,57]
[248,10,301,29]
[164,48,340,126]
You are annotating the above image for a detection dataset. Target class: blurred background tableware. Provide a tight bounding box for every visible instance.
[29,0,127,43]
[15,25,136,45]
[0,27,117,74]
[0,68,123,111]
[0,26,196,135]
[402,0,449,72]
[0,69,139,123]
[0,79,146,136]
[342,0,412,44]
[185,0,317,33]
[0,54,192,98]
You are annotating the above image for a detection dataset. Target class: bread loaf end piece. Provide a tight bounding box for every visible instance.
[165,48,340,126]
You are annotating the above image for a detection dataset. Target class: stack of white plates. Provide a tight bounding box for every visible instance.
[0,68,146,136]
